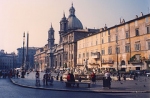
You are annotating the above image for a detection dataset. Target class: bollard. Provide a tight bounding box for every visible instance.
[56,75,59,80]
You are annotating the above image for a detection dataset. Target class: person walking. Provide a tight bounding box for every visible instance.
[91,72,96,84]
[67,73,71,87]
[70,72,75,86]
[49,76,54,85]
[16,70,19,78]
[35,71,40,86]
[43,73,46,85]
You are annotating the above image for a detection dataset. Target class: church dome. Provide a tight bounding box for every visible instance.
[67,16,83,30]
[67,3,83,30]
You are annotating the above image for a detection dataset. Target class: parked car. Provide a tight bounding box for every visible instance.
[135,70,143,75]
[142,70,150,75]
[143,70,150,77]
[129,70,143,75]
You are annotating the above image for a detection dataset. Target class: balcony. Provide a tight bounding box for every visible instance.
[144,59,150,64]
[91,52,100,59]
[89,63,99,65]
[128,60,142,64]
[76,64,84,66]
[102,60,114,64]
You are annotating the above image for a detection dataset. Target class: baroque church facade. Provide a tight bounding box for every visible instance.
[34,4,98,71]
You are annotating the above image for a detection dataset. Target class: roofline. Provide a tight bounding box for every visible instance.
[77,13,150,41]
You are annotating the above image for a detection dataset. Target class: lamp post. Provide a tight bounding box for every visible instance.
[116,46,119,75]
[21,32,25,78]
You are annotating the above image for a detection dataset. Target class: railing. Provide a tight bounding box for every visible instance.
[89,63,99,65]
[144,59,150,63]
[76,64,84,66]
[102,60,114,64]
[128,60,142,64]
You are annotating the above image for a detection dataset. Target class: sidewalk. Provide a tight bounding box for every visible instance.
[10,72,150,93]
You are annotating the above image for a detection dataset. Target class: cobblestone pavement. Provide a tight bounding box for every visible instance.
[10,72,150,93]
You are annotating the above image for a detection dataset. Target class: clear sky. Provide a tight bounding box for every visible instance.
[0,0,149,53]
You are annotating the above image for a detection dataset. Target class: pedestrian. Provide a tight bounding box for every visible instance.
[45,72,49,86]
[16,70,19,78]
[70,72,75,86]
[35,71,40,86]
[123,74,126,81]
[43,73,46,85]
[67,73,71,87]
[91,72,96,84]
[104,71,110,78]
[49,76,54,85]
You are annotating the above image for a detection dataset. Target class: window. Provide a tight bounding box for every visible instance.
[96,40,98,45]
[102,39,104,44]
[116,35,118,43]
[69,36,71,42]
[108,47,112,54]
[108,30,110,35]
[126,31,129,38]
[78,54,81,58]
[108,36,110,43]
[86,52,89,58]
[135,43,141,51]
[71,54,73,59]
[101,49,105,55]
[145,17,149,23]
[83,53,85,58]
[148,41,150,50]
[51,35,53,38]
[135,29,139,36]
[91,51,93,56]
[116,46,120,54]
[125,44,130,53]
[116,27,118,32]
[147,26,150,34]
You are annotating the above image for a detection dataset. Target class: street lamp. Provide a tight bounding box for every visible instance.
[21,32,25,78]
[116,46,119,75]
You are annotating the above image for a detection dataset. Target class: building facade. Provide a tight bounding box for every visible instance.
[77,13,150,72]
[34,4,98,71]
[17,47,37,69]
[0,50,17,70]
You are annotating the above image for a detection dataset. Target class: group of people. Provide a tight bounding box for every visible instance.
[0,69,19,79]
[43,72,54,86]
[35,71,54,86]
[66,72,75,87]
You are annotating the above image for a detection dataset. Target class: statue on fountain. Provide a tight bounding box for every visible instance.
[83,59,88,74]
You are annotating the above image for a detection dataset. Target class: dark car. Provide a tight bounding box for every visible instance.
[135,70,143,75]
[129,70,143,75]
[129,70,136,75]
[142,70,150,75]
